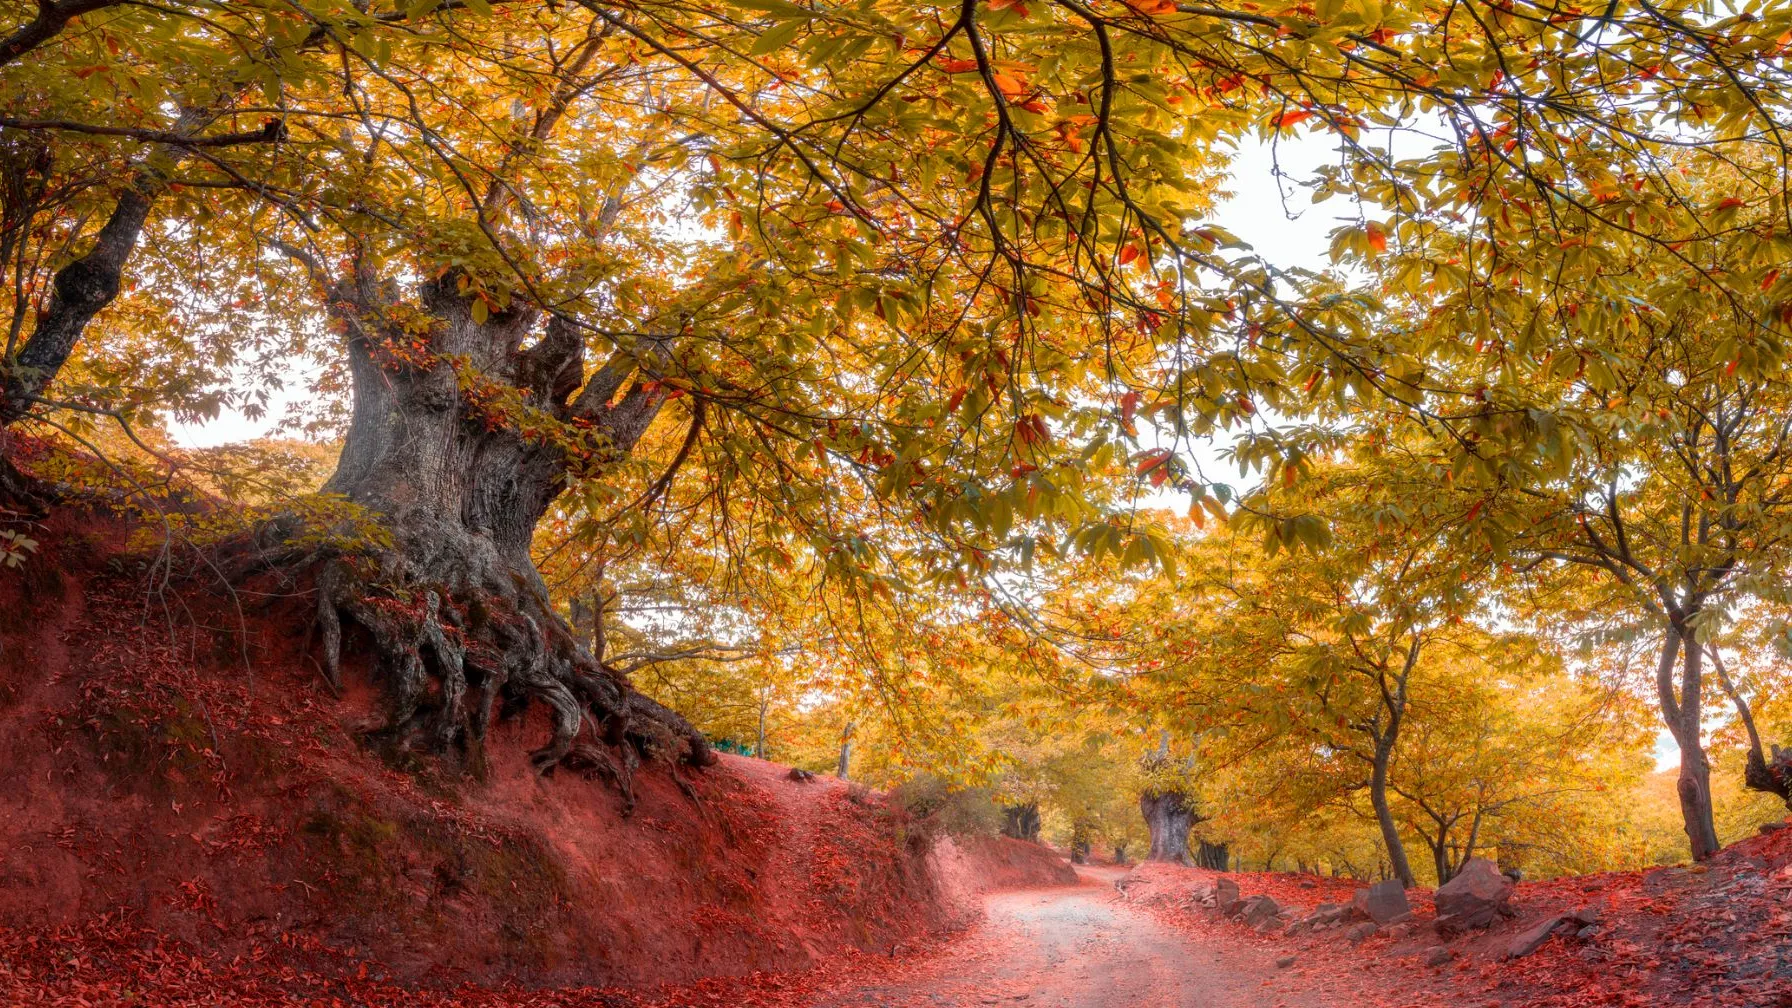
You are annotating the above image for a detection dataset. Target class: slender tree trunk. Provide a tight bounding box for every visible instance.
[1674,642,1721,860]
[2,107,244,424]
[835,720,854,779]
[1139,791,1193,863]
[0,187,152,422]
[1369,741,1417,887]
[755,698,767,759]
[1069,821,1090,864]
[1710,645,1792,807]
[1656,627,1720,860]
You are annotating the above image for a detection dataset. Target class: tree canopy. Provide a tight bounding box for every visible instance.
[6,0,1792,872]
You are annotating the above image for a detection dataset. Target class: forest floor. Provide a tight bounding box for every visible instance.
[5,501,1791,1007]
[804,864,1322,1008]
[792,831,1792,1008]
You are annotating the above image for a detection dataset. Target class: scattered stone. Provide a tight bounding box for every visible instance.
[787,767,816,782]
[1505,914,1571,960]
[1299,879,1318,889]
[1433,858,1515,937]
[1570,906,1600,925]
[1283,920,1308,938]
[1235,894,1282,927]
[1575,925,1599,939]
[1212,878,1241,915]
[1760,821,1787,834]
[1352,879,1412,924]
[1386,923,1417,940]
[1276,954,1297,968]
[1302,903,1349,928]
[1423,947,1452,967]
[1345,922,1379,943]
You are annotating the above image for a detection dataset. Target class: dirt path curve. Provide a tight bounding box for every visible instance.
[810,865,1325,1008]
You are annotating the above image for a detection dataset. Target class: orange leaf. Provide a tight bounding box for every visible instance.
[1119,390,1141,426]
[1365,221,1388,255]
[1135,449,1171,475]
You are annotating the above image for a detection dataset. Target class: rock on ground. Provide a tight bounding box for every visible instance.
[1433,857,1514,937]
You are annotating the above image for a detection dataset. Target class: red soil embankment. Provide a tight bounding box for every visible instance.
[0,511,1075,1005]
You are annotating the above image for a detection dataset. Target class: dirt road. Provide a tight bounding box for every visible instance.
[812,866,1322,1008]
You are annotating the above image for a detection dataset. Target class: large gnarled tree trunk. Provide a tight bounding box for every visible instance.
[308,266,710,782]
[1001,802,1041,842]
[1139,791,1193,863]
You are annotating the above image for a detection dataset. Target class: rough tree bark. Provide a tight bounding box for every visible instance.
[305,266,712,780]
[1139,791,1193,863]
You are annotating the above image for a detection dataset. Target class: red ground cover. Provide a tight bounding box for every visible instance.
[1119,832,1792,1007]
[0,509,1072,1006]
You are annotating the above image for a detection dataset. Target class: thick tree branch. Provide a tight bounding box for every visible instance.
[0,0,121,67]
[0,116,286,147]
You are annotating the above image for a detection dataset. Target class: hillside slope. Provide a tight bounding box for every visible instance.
[0,511,1075,1004]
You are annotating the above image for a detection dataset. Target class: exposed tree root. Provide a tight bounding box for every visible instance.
[0,451,54,515]
[303,517,712,785]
